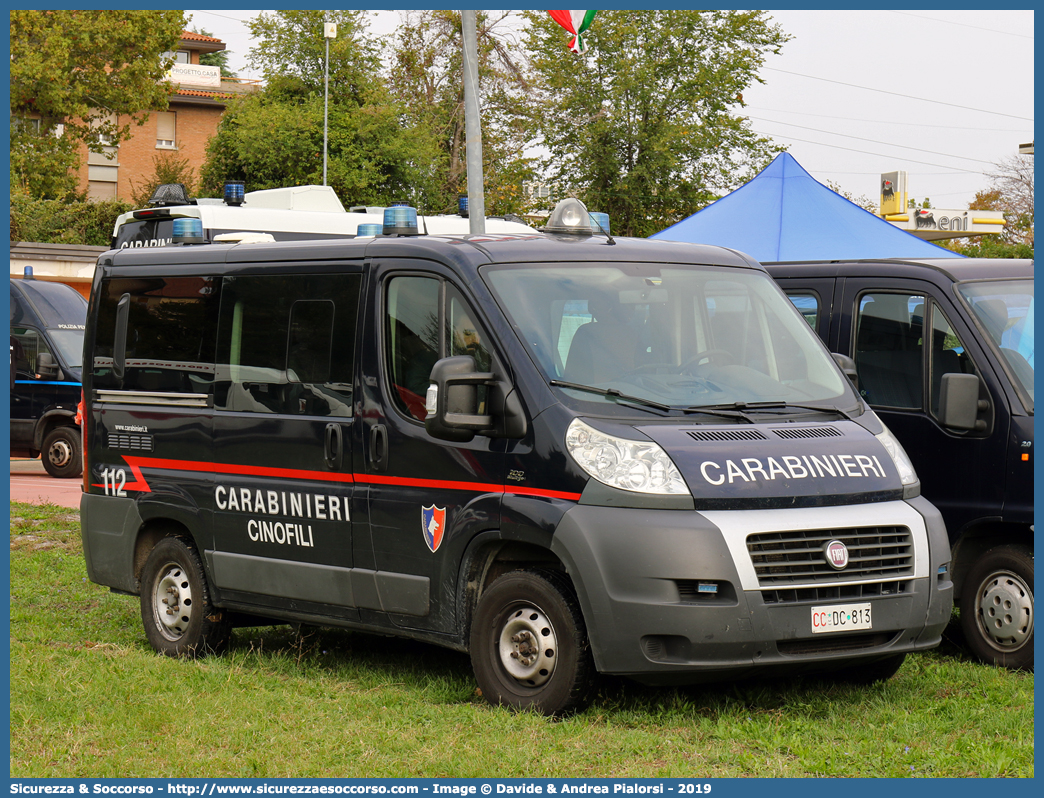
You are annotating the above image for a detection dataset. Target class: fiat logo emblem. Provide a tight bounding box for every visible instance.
[824,540,849,570]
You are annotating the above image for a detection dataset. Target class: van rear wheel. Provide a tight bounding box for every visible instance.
[470,569,593,716]
[140,537,231,657]
[960,544,1033,670]
[42,426,81,479]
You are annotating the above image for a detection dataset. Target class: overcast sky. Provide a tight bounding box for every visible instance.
[185,8,1034,211]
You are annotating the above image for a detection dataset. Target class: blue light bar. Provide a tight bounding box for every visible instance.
[356,223,382,237]
[172,217,205,244]
[589,212,611,235]
[223,181,245,206]
[458,194,469,217]
[383,205,419,236]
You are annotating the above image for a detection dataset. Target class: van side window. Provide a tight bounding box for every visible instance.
[786,292,819,330]
[215,274,359,417]
[92,276,219,393]
[10,327,47,380]
[929,303,976,419]
[854,292,924,408]
[384,277,493,422]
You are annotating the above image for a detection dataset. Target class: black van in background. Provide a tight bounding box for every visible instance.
[10,270,88,478]
[767,258,1033,670]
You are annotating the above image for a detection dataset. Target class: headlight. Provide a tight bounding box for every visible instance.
[875,427,918,486]
[565,418,690,495]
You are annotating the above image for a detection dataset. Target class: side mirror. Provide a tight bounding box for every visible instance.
[939,372,987,431]
[831,352,859,390]
[35,352,61,381]
[424,356,527,442]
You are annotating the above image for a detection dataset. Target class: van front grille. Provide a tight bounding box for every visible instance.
[747,526,914,587]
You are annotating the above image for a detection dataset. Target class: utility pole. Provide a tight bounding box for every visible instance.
[323,21,337,186]
[461,10,485,234]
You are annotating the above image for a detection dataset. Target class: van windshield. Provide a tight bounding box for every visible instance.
[485,263,851,415]
[958,279,1034,409]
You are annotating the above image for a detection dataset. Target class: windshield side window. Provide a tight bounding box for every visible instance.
[854,292,925,409]
[785,292,820,330]
[958,280,1034,407]
[928,302,977,419]
[215,274,359,417]
[384,276,493,422]
[10,327,49,381]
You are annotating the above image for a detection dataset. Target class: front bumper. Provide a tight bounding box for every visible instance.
[550,497,953,681]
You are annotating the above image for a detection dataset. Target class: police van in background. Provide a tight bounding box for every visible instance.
[10,269,88,478]
[79,201,953,716]
[112,182,534,250]
[767,257,1034,670]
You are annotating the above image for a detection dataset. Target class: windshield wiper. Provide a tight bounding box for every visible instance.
[550,380,671,414]
[700,401,856,421]
[678,406,755,423]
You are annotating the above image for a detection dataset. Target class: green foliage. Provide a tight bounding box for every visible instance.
[387,11,539,216]
[9,10,186,200]
[129,151,199,207]
[192,27,237,78]
[10,193,132,247]
[200,11,435,207]
[9,501,1036,777]
[523,10,790,236]
[944,236,1034,259]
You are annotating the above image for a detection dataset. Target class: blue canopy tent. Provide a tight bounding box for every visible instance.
[650,152,961,261]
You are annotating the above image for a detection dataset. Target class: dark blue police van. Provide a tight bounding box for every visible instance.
[767,258,1033,670]
[10,270,87,478]
[79,201,954,715]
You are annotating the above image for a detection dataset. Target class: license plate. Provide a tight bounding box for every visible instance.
[811,602,872,634]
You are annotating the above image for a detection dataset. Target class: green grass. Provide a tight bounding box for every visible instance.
[10,501,1034,778]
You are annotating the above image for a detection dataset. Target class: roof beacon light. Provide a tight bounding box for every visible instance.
[589,212,611,235]
[172,217,205,245]
[357,223,383,237]
[383,205,419,236]
[458,194,469,218]
[224,181,246,206]
[546,198,593,236]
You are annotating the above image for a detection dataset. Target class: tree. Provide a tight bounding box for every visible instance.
[192,27,237,78]
[523,10,790,236]
[386,10,540,216]
[944,155,1033,258]
[200,11,434,206]
[9,10,186,199]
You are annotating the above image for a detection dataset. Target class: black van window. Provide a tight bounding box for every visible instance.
[384,277,493,422]
[214,274,359,417]
[854,292,925,409]
[10,327,49,381]
[385,276,441,421]
[92,276,219,393]
[928,302,976,418]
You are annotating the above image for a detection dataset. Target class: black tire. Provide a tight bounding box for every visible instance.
[959,544,1034,671]
[836,653,906,684]
[140,537,231,657]
[42,425,81,479]
[470,569,594,716]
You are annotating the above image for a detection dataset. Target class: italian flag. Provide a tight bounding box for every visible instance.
[548,10,598,54]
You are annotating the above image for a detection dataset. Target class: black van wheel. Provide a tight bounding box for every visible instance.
[42,426,81,479]
[470,569,593,716]
[960,544,1034,670]
[140,537,231,658]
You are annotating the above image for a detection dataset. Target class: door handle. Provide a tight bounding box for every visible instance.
[369,424,388,471]
[324,423,342,469]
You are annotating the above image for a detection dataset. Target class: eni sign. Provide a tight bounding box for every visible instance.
[879,169,1005,241]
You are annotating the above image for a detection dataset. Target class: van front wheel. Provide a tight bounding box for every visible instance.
[960,544,1033,671]
[140,537,231,658]
[42,426,81,479]
[470,569,593,716]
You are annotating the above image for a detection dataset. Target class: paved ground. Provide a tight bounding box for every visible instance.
[9,458,83,509]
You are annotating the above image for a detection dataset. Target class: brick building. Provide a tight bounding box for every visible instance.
[78,30,258,201]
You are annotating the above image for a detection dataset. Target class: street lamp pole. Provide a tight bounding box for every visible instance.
[461,10,485,234]
[323,21,337,186]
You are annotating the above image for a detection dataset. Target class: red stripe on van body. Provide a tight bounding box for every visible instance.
[110,455,582,502]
